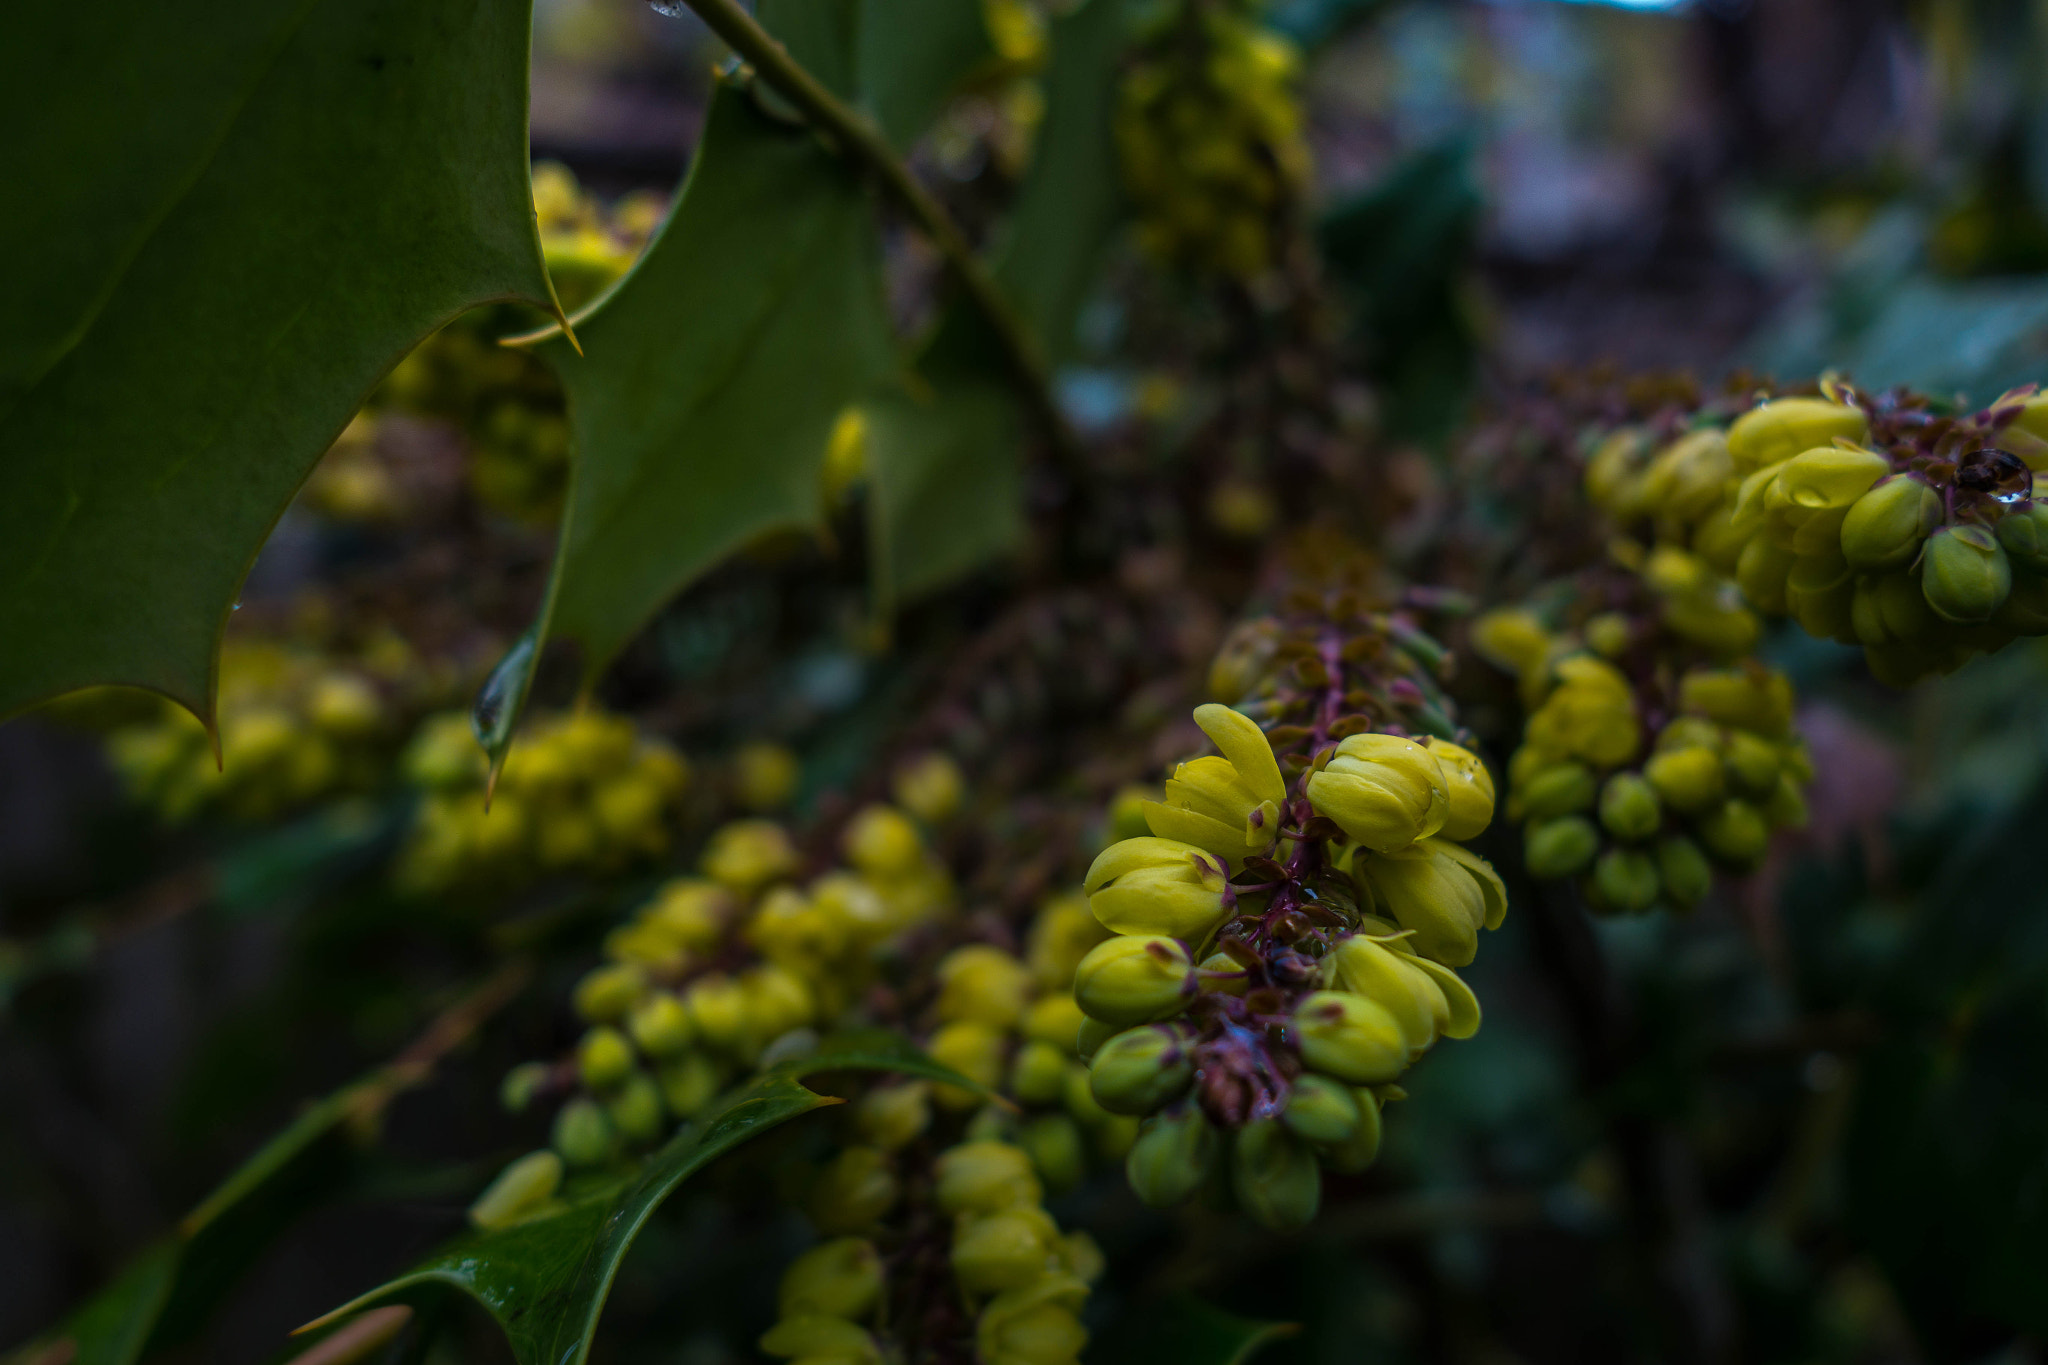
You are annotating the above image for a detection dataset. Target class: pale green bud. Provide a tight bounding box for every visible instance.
[952,1206,1060,1294]
[855,1081,930,1151]
[1072,935,1193,1026]
[1765,773,1809,829]
[1598,772,1661,841]
[1305,733,1449,853]
[1590,847,1661,914]
[1018,1114,1087,1192]
[1232,1118,1322,1229]
[1656,836,1714,908]
[605,1070,666,1144]
[1293,990,1407,1084]
[1519,762,1597,819]
[1089,1024,1194,1115]
[627,992,694,1058]
[500,1061,551,1113]
[572,962,647,1023]
[1126,1108,1218,1207]
[1009,1040,1071,1105]
[1679,668,1794,737]
[1697,799,1770,868]
[1998,503,2048,572]
[1787,554,1857,642]
[1525,815,1599,879]
[778,1236,883,1320]
[1082,837,1230,940]
[552,1097,616,1168]
[758,1315,880,1362]
[1726,398,1868,473]
[577,1026,636,1091]
[1923,524,2012,624]
[935,1140,1042,1215]
[1644,746,1725,814]
[1722,731,1781,796]
[1735,535,1796,615]
[1772,445,1891,513]
[1350,839,1506,967]
[656,1051,723,1119]
[975,1281,1089,1365]
[1422,738,1496,840]
[1842,475,1940,569]
[684,973,753,1053]
[1317,1088,1384,1173]
[1075,1016,1117,1063]
[1282,1074,1363,1145]
[808,1146,898,1233]
[468,1150,563,1230]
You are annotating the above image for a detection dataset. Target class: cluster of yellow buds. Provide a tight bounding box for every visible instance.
[395,709,688,894]
[492,801,955,1172]
[104,641,400,823]
[1586,381,2048,685]
[374,163,661,523]
[1115,0,1310,281]
[1474,559,1812,912]
[1071,586,1505,1226]
[758,1136,1100,1365]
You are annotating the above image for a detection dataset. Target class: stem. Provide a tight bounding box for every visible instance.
[679,0,1080,464]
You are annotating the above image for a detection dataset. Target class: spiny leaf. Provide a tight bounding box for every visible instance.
[0,0,558,723]
[757,0,995,149]
[305,1030,988,1365]
[532,81,896,684]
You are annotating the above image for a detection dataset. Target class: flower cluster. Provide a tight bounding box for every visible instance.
[1115,0,1310,281]
[1072,589,1504,1227]
[102,639,409,823]
[1472,547,1812,912]
[395,710,689,894]
[374,163,661,523]
[1587,381,2048,685]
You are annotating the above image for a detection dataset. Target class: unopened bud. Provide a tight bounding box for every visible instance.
[1697,799,1770,868]
[469,1150,563,1229]
[758,1316,879,1362]
[1842,475,1941,569]
[552,1097,616,1168]
[1644,746,1725,814]
[953,1207,1060,1293]
[1923,524,2012,624]
[929,1021,1006,1109]
[1076,1016,1117,1063]
[1422,738,1496,841]
[1997,503,2048,572]
[1018,1114,1087,1192]
[1073,935,1193,1026]
[1305,734,1449,853]
[1656,836,1714,908]
[1083,837,1230,939]
[1590,848,1661,915]
[1293,991,1407,1084]
[1679,668,1794,737]
[808,1146,898,1233]
[779,1237,883,1319]
[1023,992,1089,1050]
[1089,1024,1194,1115]
[656,1051,723,1119]
[1525,815,1599,879]
[500,1061,550,1113]
[1010,1040,1071,1105]
[893,751,964,823]
[935,1140,1042,1215]
[573,963,648,1024]
[936,945,1034,1029]
[1519,761,1597,819]
[855,1082,930,1150]
[1726,398,1868,473]
[578,1026,636,1091]
[605,1070,666,1144]
[1231,1118,1322,1229]
[627,992,694,1057]
[1317,1088,1385,1173]
[1721,731,1781,796]
[1598,772,1662,841]
[1281,1074,1363,1145]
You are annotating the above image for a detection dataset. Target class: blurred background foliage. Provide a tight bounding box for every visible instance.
[11,1,2048,1363]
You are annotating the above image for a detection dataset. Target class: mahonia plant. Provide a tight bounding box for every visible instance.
[1587,377,2048,685]
[1073,583,1502,1227]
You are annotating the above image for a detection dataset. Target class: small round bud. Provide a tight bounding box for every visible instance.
[468,1150,563,1230]
[1597,773,1662,841]
[952,1207,1060,1294]
[1292,991,1407,1085]
[929,1020,1006,1109]
[627,992,695,1058]
[1765,773,1810,829]
[552,1097,616,1168]
[1088,1024,1194,1115]
[1305,734,1450,854]
[1073,935,1194,1026]
[893,751,965,823]
[1422,738,1496,841]
[500,1061,551,1113]
[855,1081,930,1151]
[808,1146,898,1233]
[572,963,648,1023]
[701,819,800,891]
[1022,992,1089,1050]
[1697,799,1770,868]
[1735,536,1796,615]
[778,1236,883,1320]
[1009,1040,1071,1105]
[656,1052,724,1119]
[733,742,800,812]
[1590,847,1661,915]
[1075,1015,1117,1063]
[935,1140,1042,1215]
[1679,668,1794,737]
[1923,524,2012,624]
[1025,895,1113,990]
[1585,612,1633,658]
[1125,1109,1218,1208]
[1525,815,1599,879]
[1726,398,1868,473]
[1721,731,1781,796]
[1644,747,1725,815]
[1656,836,1714,909]
[1842,475,1941,569]
[1349,840,1506,968]
[1231,1118,1322,1229]
[1519,762,1597,819]
[605,1071,667,1145]
[1062,1062,1110,1127]
[1997,502,2048,572]
[976,1293,1087,1365]
[577,1026,636,1092]
[757,1315,878,1361]
[844,804,924,878]
[1281,1074,1363,1146]
[936,944,1034,1029]
[1018,1114,1087,1192]
[1317,1088,1385,1173]
[685,974,754,1054]
[1082,837,1230,940]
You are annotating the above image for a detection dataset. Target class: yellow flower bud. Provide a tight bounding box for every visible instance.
[1642,428,1735,526]
[468,1150,563,1230]
[1586,612,1633,658]
[627,992,694,1058]
[1726,398,1867,473]
[1019,1114,1088,1193]
[1089,1024,1194,1115]
[573,963,648,1023]
[552,1097,615,1168]
[1525,815,1599,879]
[684,973,753,1054]
[779,1237,883,1320]
[1281,1073,1363,1145]
[1922,524,2012,624]
[1082,837,1230,939]
[1787,554,1856,642]
[701,819,800,891]
[855,1081,930,1150]
[1350,839,1506,967]
[577,1026,636,1091]
[758,1315,880,1363]
[936,1140,1043,1215]
[1735,535,1795,615]
[953,1207,1062,1294]
[1010,1040,1071,1105]
[1598,772,1662,840]
[937,945,1035,1029]
[1306,733,1448,853]
[1770,445,1891,517]
[1126,1108,1218,1207]
[1329,935,1443,1054]
[606,1071,667,1145]
[656,1052,724,1118]
[1656,836,1714,908]
[1679,667,1794,737]
[1233,1118,1322,1231]
[1293,990,1408,1083]
[1022,993,1089,1052]
[733,742,800,812]
[1644,746,1726,814]
[1765,773,1809,829]
[1722,731,1781,796]
[1422,738,1495,840]
[1468,607,1554,677]
[976,1286,1089,1365]
[1697,799,1770,868]
[1590,847,1661,915]
[1518,761,1597,819]
[929,1021,1008,1110]
[641,878,736,952]
[741,965,814,1041]
[1585,427,1650,513]
[808,1146,898,1233]
[893,751,965,823]
[1842,475,1941,569]
[1072,936,1194,1026]
[1524,658,1640,767]
[844,804,924,878]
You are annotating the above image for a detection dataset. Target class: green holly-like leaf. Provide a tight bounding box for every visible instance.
[529,81,896,688]
[865,372,1026,612]
[0,0,558,724]
[757,0,995,150]
[304,1030,989,1365]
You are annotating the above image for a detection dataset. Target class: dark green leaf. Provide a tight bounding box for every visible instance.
[757,0,995,150]
[308,1030,986,1365]
[865,374,1025,611]
[0,0,558,722]
[992,0,1134,365]
[533,82,896,683]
